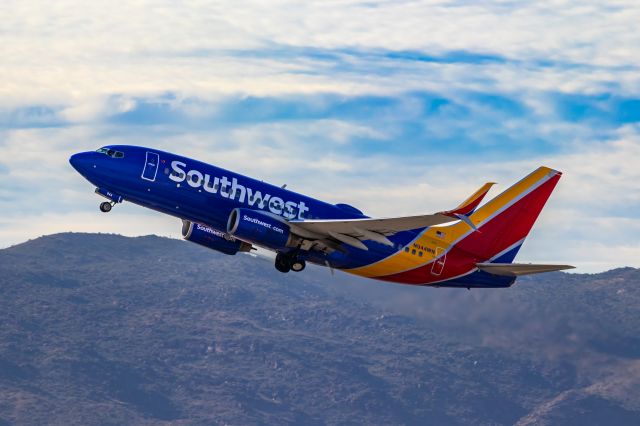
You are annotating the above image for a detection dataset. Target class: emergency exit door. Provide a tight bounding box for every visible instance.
[431,247,446,276]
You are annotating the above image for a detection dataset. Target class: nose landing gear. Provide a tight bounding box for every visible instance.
[99,201,114,213]
[95,187,123,213]
[275,252,306,273]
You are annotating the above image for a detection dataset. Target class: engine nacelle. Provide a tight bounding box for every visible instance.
[227,208,295,249]
[182,221,252,255]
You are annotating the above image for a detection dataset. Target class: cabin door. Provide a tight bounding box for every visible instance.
[141,151,160,182]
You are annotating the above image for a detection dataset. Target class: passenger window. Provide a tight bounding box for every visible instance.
[419,252,423,257]
[411,249,416,255]
[404,247,409,252]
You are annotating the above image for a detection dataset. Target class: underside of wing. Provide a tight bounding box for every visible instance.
[476,263,575,276]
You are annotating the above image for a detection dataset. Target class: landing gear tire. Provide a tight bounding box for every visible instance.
[99,202,113,213]
[275,253,291,273]
[291,260,306,272]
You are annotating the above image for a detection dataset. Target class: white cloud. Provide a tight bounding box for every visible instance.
[1,0,639,107]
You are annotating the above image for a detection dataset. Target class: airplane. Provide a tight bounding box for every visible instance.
[69,146,574,288]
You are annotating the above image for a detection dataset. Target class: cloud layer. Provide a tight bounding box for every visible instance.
[1,0,639,272]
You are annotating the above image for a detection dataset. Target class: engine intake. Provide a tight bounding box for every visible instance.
[227,208,295,249]
[182,221,251,255]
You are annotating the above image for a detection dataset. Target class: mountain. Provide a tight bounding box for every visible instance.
[0,233,638,425]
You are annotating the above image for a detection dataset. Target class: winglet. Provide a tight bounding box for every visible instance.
[443,182,496,218]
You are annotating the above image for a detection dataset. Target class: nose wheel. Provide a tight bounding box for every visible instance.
[275,253,306,273]
[99,201,114,213]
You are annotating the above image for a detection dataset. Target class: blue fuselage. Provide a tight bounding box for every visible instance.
[69,145,416,269]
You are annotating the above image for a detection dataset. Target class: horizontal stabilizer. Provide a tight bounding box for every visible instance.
[477,263,575,277]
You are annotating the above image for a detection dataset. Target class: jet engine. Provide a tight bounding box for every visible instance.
[181,220,252,255]
[227,208,297,249]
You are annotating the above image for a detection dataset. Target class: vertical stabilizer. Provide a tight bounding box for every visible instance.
[452,167,562,262]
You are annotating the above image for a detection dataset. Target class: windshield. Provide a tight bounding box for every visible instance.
[96,147,124,158]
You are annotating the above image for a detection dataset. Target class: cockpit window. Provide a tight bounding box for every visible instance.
[96,147,125,158]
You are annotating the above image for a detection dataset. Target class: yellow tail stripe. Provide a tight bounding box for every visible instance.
[345,167,556,278]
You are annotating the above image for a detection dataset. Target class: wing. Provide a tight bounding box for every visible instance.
[476,263,575,276]
[289,182,495,251]
[291,213,457,235]
[289,214,456,250]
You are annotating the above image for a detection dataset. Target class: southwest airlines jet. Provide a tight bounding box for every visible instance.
[69,146,573,288]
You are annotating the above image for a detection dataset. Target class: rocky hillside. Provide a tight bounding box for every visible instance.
[0,233,638,425]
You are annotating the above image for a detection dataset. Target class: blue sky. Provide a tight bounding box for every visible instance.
[0,0,639,271]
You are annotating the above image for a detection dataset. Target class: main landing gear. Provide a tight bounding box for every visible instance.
[275,252,306,273]
[99,201,115,213]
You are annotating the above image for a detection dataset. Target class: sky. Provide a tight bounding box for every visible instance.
[0,0,639,272]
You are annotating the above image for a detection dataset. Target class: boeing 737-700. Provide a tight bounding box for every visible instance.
[69,146,573,288]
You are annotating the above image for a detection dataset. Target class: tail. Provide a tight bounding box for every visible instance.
[443,166,562,263]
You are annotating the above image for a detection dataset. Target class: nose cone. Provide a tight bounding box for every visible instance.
[69,152,92,175]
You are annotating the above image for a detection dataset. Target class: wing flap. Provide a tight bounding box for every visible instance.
[477,263,575,276]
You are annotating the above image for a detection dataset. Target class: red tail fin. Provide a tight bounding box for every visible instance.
[454,167,562,262]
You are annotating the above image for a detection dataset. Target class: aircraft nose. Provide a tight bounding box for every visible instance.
[69,152,92,174]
